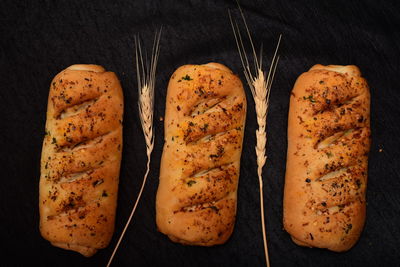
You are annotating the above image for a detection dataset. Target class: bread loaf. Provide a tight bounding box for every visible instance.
[283,64,371,251]
[39,64,123,256]
[156,63,246,245]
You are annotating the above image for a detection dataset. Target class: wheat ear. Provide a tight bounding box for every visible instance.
[229,7,281,267]
[107,28,162,267]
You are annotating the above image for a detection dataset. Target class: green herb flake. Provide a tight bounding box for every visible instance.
[182,74,193,81]
[326,152,333,158]
[52,137,57,144]
[209,206,219,212]
[187,180,196,187]
[343,129,353,137]
[303,95,316,103]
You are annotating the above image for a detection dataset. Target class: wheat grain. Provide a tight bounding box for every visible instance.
[107,28,162,267]
[229,6,281,267]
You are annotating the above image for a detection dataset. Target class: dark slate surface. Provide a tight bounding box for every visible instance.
[1,0,400,266]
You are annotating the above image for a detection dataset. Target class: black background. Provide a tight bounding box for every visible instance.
[1,0,400,266]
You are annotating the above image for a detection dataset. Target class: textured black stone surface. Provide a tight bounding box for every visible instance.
[1,0,400,266]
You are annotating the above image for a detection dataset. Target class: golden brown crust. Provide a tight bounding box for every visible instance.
[156,63,246,246]
[39,64,123,257]
[283,64,371,252]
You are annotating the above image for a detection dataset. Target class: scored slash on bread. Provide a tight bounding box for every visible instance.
[39,64,123,257]
[283,64,371,252]
[156,63,246,246]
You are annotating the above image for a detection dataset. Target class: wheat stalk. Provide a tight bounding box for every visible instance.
[229,6,281,267]
[107,28,162,267]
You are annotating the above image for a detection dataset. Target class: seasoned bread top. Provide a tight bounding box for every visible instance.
[284,64,371,251]
[156,63,246,245]
[39,64,123,256]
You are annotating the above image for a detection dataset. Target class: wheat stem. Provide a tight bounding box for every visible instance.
[229,6,281,267]
[106,28,161,267]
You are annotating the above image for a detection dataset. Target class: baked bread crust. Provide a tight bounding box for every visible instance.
[283,64,371,252]
[156,63,246,246]
[39,64,123,256]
